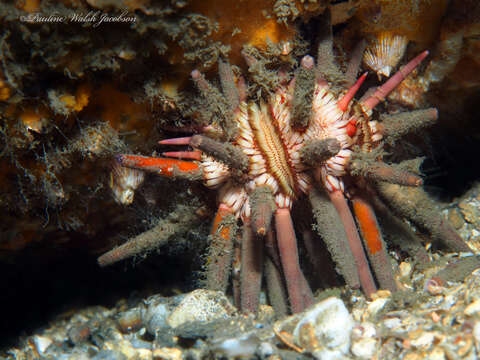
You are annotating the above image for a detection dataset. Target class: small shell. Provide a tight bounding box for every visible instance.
[109,161,145,205]
[364,33,408,78]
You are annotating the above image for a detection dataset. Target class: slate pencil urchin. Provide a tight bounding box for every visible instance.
[99,18,470,315]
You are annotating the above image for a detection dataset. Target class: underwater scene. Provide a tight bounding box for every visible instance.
[1,0,480,358]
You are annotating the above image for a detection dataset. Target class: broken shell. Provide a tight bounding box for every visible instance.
[32,335,53,355]
[465,299,480,316]
[366,297,390,318]
[293,297,354,359]
[409,331,434,349]
[152,347,182,360]
[399,261,413,278]
[351,322,378,359]
[424,277,446,296]
[351,337,377,359]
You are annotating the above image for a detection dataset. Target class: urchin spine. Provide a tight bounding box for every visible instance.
[301,138,341,167]
[97,205,201,267]
[204,204,237,292]
[191,69,237,140]
[292,55,316,129]
[375,182,471,253]
[379,108,438,144]
[189,135,249,174]
[367,190,430,264]
[351,194,397,292]
[315,10,343,86]
[309,188,360,289]
[250,186,276,236]
[218,59,240,112]
[240,221,263,314]
[349,160,423,187]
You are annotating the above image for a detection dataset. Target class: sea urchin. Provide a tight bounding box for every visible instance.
[99,21,469,315]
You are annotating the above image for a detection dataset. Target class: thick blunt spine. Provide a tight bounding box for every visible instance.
[250,185,276,236]
[218,59,240,113]
[116,154,202,180]
[349,160,423,187]
[351,194,397,293]
[189,135,249,173]
[328,189,377,297]
[240,221,264,314]
[191,69,237,140]
[309,188,360,289]
[301,138,341,167]
[374,182,471,253]
[362,51,429,111]
[204,203,237,292]
[98,206,200,267]
[291,55,316,130]
[275,208,314,313]
[379,108,438,143]
[315,9,343,85]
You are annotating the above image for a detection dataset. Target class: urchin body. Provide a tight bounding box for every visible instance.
[203,80,352,220]
[100,27,469,315]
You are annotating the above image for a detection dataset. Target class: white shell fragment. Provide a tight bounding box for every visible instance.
[351,322,378,359]
[364,33,409,78]
[293,297,354,360]
[32,335,53,355]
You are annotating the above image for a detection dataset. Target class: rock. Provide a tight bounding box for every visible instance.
[166,289,237,328]
[67,323,91,345]
[142,294,183,335]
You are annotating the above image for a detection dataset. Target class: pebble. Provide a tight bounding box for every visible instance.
[68,323,91,344]
[32,335,53,354]
[117,308,143,333]
[92,349,127,360]
[257,342,275,358]
[382,317,402,330]
[152,347,182,360]
[429,347,446,360]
